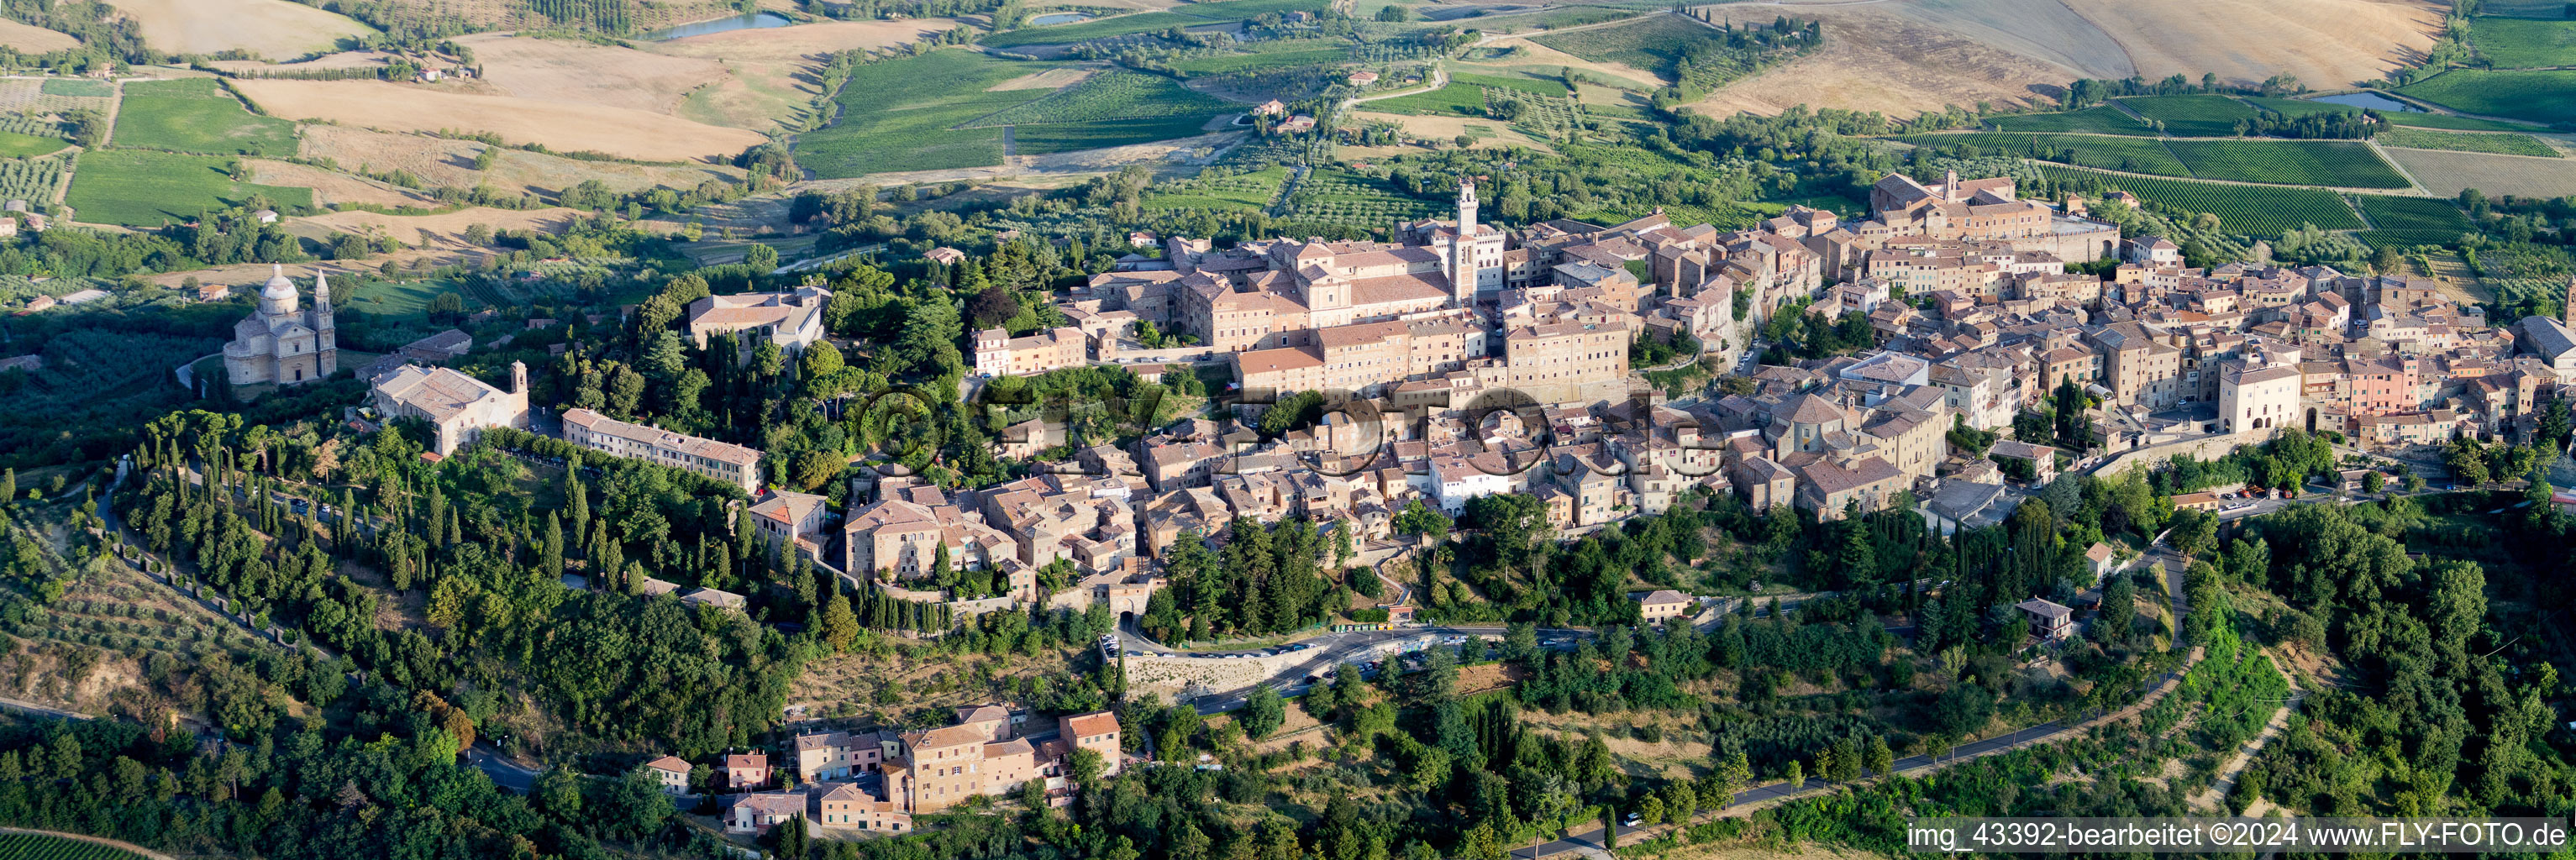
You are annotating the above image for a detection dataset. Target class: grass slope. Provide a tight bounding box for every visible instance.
[111,77,298,155]
[1530,14,1716,74]
[2399,69,2576,125]
[2163,139,2409,187]
[66,149,314,226]
[2037,165,2363,234]
[0,129,67,157]
[793,50,1059,178]
[1364,82,1490,116]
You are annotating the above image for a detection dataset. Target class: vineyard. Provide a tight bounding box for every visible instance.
[1014,116,1217,154]
[2380,110,2546,132]
[0,153,71,204]
[2468,15,2576,68]
[2356,194,2476,248]
[2037,165,2364,234]
[2399,69,2576,125]
[1985,105,2153,135]
[791,51,1056,178]
[2161,139,2410,188]
[0,832,150,860]
[2116,94,2258,137]
[66,149,315,227]
[1896,133,2189,176]
[1279,168,1438,228]
[965,71,1230,128]
[2375,127,2560,158]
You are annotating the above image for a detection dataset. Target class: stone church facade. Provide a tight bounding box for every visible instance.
[223,265,338,388]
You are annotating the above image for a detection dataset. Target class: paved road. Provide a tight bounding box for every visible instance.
[465,744,539,793]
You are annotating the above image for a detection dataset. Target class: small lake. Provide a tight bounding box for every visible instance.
[2304,92,2421,113]
[647,11,792,40]
[1029,12,1092,25]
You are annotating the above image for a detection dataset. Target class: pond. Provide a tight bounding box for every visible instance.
[646,11,793,40]
[1029,12,1092,25]
[2304,92,2421,113]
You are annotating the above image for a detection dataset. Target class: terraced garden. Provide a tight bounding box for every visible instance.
[2036,165,2364,234]
[2398,69,2576,126]
[2118,94,2260,137]
[2162,139,2409,187]
[2354,194,2476,247]
[2376,127,2560,157]
[112,77,298,156]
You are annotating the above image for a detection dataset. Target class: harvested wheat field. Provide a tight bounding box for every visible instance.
[1690,0,2439,118]
[991,67,1096,91]
[236,78,765,162]
[0,19,78,53]
[299,125,746,198]
[246,159,439,207]
[2386,148,2576,197]
[456,34,729,115]
[649,18,964,131]
[110,0,377,59]
[297,206,592,249]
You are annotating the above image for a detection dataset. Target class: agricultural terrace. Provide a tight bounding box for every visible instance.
[2159,139,2409,187]
[112,78,299,156]
[2117,94,2260,137]
[980,0,1327,48]
[2468,16,2576,69]
[793,50,1062,178]
[2376,127,2561,157]
[2398,69,2576,126]
[1279,168,1438,228]
[1985,105,2153,135]
[65,149,314,228]
[2354,194,2476,247]
[2037,165,2364,234]
[1144,165,1289,210]
[965,71,1231,128]
[0,831,151,860]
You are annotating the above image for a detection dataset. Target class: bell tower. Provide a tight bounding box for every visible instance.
[2562,275,2576,329]
[1450,179,1479,305]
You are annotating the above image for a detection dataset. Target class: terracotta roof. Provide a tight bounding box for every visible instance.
[1061,711,1119,739]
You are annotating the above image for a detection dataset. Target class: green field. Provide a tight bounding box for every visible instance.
[2470,16,2576,68]
[39,78,112,97]
[2037,165,2364,234]
[1364,81,1491,116]
[1145,165,1289,210]
[2162,139,2410,187]
[343,277,454,318]
[2237,96,2368,118]
[966,70,1231,127]
[1014,116,1217,154]
[794,50,1061,178]
[2354,194,2475,246]
[982,0,1326,47]
[1896,132,2190,176]
[65,149,313,226]
[110,78,299,155]
[2377,126,2561,157]
[1168,46,1352,76]
[1531,13,1721,74]
[0,129,66,157]
[2117,94,2261,137]
[2399,69,2576,125]
[1449,70,1574,97]
[2381,110,2549,131]
[0,832,150,860]
[1985,104,2153,135]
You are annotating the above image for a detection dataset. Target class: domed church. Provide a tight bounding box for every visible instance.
[222,265,338,387]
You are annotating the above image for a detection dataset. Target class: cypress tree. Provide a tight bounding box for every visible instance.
[542,512,565,580]
[565,469,589,548]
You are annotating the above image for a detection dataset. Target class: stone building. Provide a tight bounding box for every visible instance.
[222,265,337,389]
[369,362,529,456]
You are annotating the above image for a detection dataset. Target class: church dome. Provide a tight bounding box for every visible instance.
[258,264,297,315]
